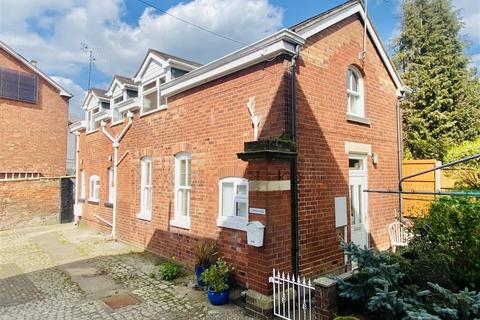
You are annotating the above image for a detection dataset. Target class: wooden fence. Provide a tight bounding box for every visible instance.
[402,160,440,217]
[401,159,472,217]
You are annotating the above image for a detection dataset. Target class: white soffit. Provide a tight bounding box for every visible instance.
[161,29,305,97]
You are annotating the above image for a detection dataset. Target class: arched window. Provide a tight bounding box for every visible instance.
[138,157,152,220]
[347,66,364,117]
[171,152,191,229]
[88,175,100,201]
[217,177,248,231]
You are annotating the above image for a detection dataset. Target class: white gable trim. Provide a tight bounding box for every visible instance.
[0,40,72,98]
[295,2,402,89]
[82,90,108,110]
[161,29,305,97]
[82,92,95,110]
[106,78,123,97]
[134,53,169,82]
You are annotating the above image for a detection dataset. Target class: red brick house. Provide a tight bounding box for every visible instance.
[70,0,404,309]
[0,40,72,229]
[0,40,72,178]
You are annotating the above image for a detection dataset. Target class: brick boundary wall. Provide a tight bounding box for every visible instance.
[0,177,74,230]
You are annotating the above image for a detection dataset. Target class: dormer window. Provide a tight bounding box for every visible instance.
[142,76,167,114]
[126,89,138,98]
[86,109,101,132]
[113,95,123,104]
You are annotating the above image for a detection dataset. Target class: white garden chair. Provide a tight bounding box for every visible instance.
[388,221,409,253]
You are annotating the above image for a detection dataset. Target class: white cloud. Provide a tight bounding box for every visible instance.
[0,0,283,83]
[453,0,480,44]
[51,76,87,117]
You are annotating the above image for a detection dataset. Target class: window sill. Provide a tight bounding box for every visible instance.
[346,113,371,125]
[87,199,99,205]
[110,120,124,127]
[86,129,99,135]
[217,217,248,231]
[137,212,151,221]
[78,198,85,203]
[170,217,191,230]
[140,105,167,118]
[104,202,113,208]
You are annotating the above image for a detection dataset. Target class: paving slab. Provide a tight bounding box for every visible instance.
[0,224,256,320]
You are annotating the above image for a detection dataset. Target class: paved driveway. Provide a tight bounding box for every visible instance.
[0,224,254,320]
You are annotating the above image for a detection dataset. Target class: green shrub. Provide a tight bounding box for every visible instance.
[338,242,404,305]
[444,138,480,189]
[157,262,180,281]
[407,197,480,290]
[338,242,480,319]
[201,257,233,292]
[334,317,360,320]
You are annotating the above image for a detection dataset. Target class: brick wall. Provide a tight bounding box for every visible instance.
[0,178,61,230]
[78,57,293,294]
[77,14,399,295]
[295,15,399,277]
[0,48,69,177]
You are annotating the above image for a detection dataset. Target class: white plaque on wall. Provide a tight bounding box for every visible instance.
[249,208,266,215]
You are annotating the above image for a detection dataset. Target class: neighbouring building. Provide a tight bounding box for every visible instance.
[70,0,404,313]
[0,40,72,229]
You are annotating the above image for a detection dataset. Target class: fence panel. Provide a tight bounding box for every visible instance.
[402,160,439,217]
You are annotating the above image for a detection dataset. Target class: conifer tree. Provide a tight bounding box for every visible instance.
[393,0,480,160]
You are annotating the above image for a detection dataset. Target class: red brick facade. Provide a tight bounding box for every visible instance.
[0,44,70,230]
[76,13,399,295]
[0,47,69,177]
[295,16,398,277]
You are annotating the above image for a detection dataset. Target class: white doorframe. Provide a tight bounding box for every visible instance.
[348,154,369,248]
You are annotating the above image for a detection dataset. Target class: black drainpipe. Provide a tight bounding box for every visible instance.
[290,45,300,276]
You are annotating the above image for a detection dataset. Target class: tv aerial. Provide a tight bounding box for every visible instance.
[80,42,102,90]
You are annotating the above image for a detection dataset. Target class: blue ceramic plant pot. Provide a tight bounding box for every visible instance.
[207,288,230,305]
[195,265,206,287]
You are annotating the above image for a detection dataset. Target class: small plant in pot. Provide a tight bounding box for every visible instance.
[192,240,217,287]
[201,257,233,305]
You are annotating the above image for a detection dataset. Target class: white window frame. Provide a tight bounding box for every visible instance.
[80,170,86,199]
[88,175,100,202]
[217,177,249,231]
[170,153,191,229]
[346,66,365,118]
[141,76,167,115]
[86,110,94,132]
[138,157,153,221]
[111,91,127,124]
[108,167,114,204]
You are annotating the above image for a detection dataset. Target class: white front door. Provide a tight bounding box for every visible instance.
[349,155,369,249]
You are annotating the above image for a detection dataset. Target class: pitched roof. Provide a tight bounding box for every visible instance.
[0,40,73,98]
[90,87,107,97]
[289,0,402,89]
[289,0,359,32]
[113,74,134,85]
[148,49,202,68]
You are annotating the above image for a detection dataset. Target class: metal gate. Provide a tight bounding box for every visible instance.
[269,269,315,320]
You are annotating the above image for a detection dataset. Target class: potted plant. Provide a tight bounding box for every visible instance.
[201,257,233,305]
[192,240,217,287]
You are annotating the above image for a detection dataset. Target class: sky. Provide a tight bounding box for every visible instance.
[0,0,478,118]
